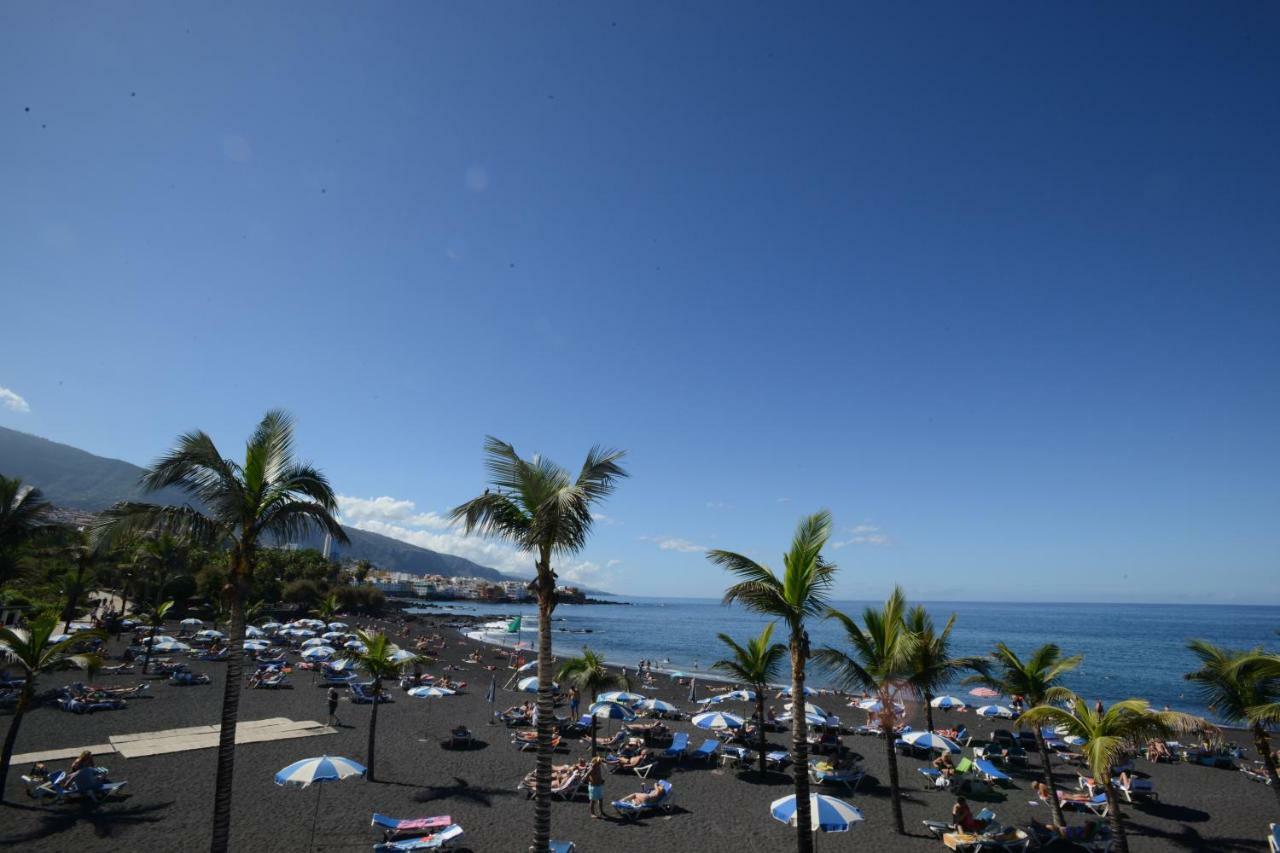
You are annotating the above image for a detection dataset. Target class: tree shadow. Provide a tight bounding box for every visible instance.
[413,777,517,808]
[730,769,793,787]
[1127,822,1264,852]
[1130,801,1211,823]
[0,798,174,844]
[439,739,489,752]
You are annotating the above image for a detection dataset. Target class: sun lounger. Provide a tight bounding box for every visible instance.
[350,682,393,704]
[372,823,463,850]
[59,696,127,712]
[1268,823,1279,853]
[1026,820,1114,852]
[549,842,575,853]
[765,750,791,770]
[511,732,561,751]
[606,752,658,778]
[810,760,864,793]
[662,731,689,759]
[689,738,719,763]
[972,758,1012,786]
[1058,791,1110,816]
[371,813,451,841]
[611,779,673,820]
[24,770,128,804]
[922,808,996,839]
[943,827,1030,852]
[169,671,210,686]
[1078,774,1156,802]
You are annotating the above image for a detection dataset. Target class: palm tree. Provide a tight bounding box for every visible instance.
[710,510,836,853]
[1020,695,1202,853]
[311,593,340,623]
[353,559,373,584]
[903,605,965,735]
[59,543,102,631]
[1185,641,1280,805]
[451,437,627,853]
[0,476,52,583]
[558,647,620,754]
[133,533,191,605]
[713,623,786,776]
[0,615,104,797]
[94,410,347,853]
[342,630,417,781]
[138,599,175,674]
[965,643,1082,826]
[818,587,915,835]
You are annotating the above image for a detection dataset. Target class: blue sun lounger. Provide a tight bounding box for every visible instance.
[972,758,1012,785]
[550,843,575,853]
[689,738,719,763]
[663,732,689,759]
[370,813,451,840]
[372,823,462,850]
[612,780,673,820]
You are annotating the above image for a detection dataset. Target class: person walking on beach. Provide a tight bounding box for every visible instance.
[569,686,580,719]
[327,686,341,726]
[587,756,606,818]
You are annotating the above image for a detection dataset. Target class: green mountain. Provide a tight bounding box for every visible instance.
[0,425,507,581]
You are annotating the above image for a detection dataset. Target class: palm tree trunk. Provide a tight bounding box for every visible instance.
[757,691,768,777]
[884,711,905,834]
[1252,723,1280,808]
[1034,729,1067,825]
[924,691,935,733]
[367,677,381,781]
[1102,778,1128,853]
[532,556,555,853]
[590,715,598,756]
[0,683,32,800]
[790,641,813,853]
[208,566,247,853]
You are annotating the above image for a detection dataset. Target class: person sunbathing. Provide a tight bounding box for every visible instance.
[612,750,655,769]
[618,785,665,806]
[933,752,957,778]
[1056,788,1099,804]
[1147,739,1173,761]
[951,796,983,832]
[1031,818,1101,842]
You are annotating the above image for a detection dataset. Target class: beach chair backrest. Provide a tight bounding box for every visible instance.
[975,807,995,823]
[670,732,688,751]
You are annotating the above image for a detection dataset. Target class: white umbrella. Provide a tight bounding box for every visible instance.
[770,793,864,832]
[637,698,678,715]
[274,755,367,853]
[179,618,203,628]
[343,641,368,654]
[244,640,270,652]
[195,629,225,640]
[517,676,556,693]
[327,622,348,631]
[301,646,336,660]
[930,695,966,710]
[786,701,829,718]
[245,626,266,639]
[976,705,1015,719]
[692,710,744,730]
[902,731,961,753]
[301,637,327,649]
[321,631,346,642]
[388,649,418,664]
[590,700,636,721]
[597,691,646,706]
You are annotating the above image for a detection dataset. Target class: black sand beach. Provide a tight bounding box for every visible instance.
[2,614,1274,852]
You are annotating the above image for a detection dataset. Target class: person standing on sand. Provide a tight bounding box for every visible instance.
[327,686,341,726]
[569,686,580,719]
[587,756,606,818]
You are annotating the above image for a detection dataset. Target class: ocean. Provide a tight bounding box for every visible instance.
[406,597,1280,723]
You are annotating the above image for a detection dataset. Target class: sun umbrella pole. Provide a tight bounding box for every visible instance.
[309,783,322,853]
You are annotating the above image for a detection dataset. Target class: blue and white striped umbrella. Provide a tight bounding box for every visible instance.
[590,700,636,721]
[295,619,327,630]
[976,705,1015,718]
[598,691,646,706]
[770,793,865,832]
[179,618,204,629]
[244,626,266,639]
[327,658,356,672]
[786,701,829,718]
[855,698,885,712]
[343,640,367,653]
[150,639,191,653]
[287,628,317,639]
[517,660,538,673]
[407,685,456,698]
[195,629,225,640]
[902,731,961,753]
[142,635,177,645]
[326,622,348,631]
[781,710,830,727]
[637,698,678,714]
[48,633,72,644]
[388,649,417,664]
[243,639,270,652]
[321,631,346,642]
[275,754,366,788]
[301,637,327,648]
[930,695,966,710]
[1063,734,1086,746]
[780,686,817,698]
[301,646,336,660]
[261,622,282,633]
[517,676,557,692]
[706,686,752,701]
[692,710,745,730]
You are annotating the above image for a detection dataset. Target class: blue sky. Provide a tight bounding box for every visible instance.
[3,3,1278,602]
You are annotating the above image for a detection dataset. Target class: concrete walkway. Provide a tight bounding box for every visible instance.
[12,717,336,765]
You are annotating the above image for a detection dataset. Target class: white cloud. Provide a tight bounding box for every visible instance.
[592,511,619,526]
[776,497,792,504]
[705,501,733,510]
[643,536,706,554]
[336,493,621,590]
[830,523,892,549]
[0,387,29,413]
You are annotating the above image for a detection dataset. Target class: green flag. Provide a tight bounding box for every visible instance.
[506,616,522,634]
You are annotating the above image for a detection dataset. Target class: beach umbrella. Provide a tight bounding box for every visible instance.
[275,754,367,852]
[244,639,270,652]
[388,649,418,664]
[969,687,999,699]
[855,698,885,712]
[597,690,645,707]
[141,634,177,645]
[901,731,961,754]
[786,701,829,718]
[929,696,966,710]
[150,639,190,653]
[301,646,336,661]
[516,676,556,693]
[343,640,368,653]
[301,637,327,648]
[781,710,830,728]
[408,685,456,739]
[781,685,817,698]
[692,710,744,730]
[297,618,327,630]
[516,660,538,673]
[637,698,678,715]
[289,628,317,639]
[327,621,347,631]
[590,700,636,721]
[244,626,266,639]
[321,631,346,642]
[485,673,497,722]
[179,618,203,629]
[48,633,72,644]
[976,705,1015,719]
[770,793,864,833]
[1063,735,1086,746]
[327,658,355,672]
[261,621,282,633]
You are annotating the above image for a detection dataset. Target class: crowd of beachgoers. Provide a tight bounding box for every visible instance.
[2,607,1278,852]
